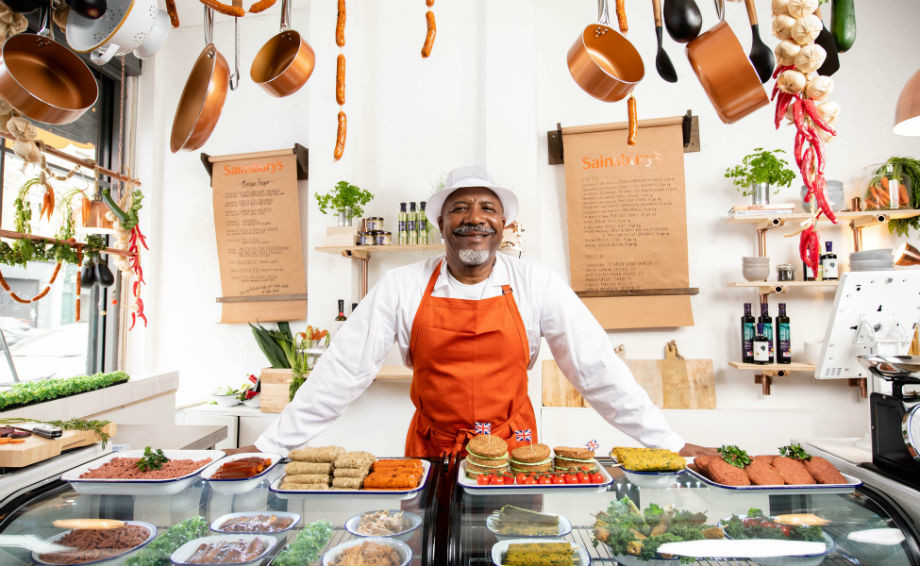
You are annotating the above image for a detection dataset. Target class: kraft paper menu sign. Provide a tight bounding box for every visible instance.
[561,116,693,329]
[210,149,306,323]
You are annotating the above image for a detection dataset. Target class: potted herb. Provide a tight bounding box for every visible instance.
[314,180,374,226]
[725,148,797,205]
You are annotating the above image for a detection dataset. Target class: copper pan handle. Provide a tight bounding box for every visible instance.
[280,0,291,31]
[714,0,725,22]
[229,0,241,91]
[596,0,610,27]
[36,0,52,38]
[203,6,214,45]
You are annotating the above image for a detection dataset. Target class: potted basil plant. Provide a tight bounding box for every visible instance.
[314,180,374,226]
[725,148,797,205]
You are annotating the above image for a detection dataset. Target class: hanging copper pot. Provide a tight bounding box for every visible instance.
[250,0,314,97]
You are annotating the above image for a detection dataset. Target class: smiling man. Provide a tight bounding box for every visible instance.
[249,166,710,459]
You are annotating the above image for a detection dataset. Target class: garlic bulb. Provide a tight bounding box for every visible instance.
[772,14,796,40]
[817,128,834,143]
[794,44,827,74]
[772,0,790,16]
[778,69,807,94]
[805,75,834,100]
[790,14,822,45]
[817,100,841,124]
[787,0,818,18]
[775,39,802,66]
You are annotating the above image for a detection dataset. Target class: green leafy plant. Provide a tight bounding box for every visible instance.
[718,444,752,469]
[314,180,374,220]
[125,516,209,566]
[136,446,168,472]
[272,521,333,566]
[779,443,812,461]
[250,322,295,369]
[0,371,129,411]
[864,157,920,237]
[725,148,798,195]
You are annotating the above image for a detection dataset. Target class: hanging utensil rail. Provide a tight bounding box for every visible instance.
[0,132,141,187]
[0,229,136,258]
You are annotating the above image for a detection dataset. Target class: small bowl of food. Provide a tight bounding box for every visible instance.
[621,468,682,490]
[486,508,572,540]
[344,510,422,543]
[322,537,411,566]
[170,534,276,566]
[32,520,157,566]
[210,511,300,536]
[211,387,241,407]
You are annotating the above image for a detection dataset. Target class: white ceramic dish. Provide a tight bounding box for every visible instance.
[170,534,276,566]
[209,511,301,535]
[838,528,906,566]
[344,510,422,542]
[685,467,861,494]
[615,554,680,566]
[211,394,241,407]
[485,511,572,540]
[200,452,282,495]
[458,459,612,495]
[322,537,411,566]
[491,539,590,566]
[719,515,835,566]
[31,521,157,566]
[62,450,224,496]
[621,468,683,489]
[270,459,430,500]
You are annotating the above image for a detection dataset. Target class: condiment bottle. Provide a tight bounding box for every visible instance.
[408,202,418,245]
[398,203,408,245]
[821,241,838,280]
[758,303,774,363]
[741,303,755,363]
[753,323,771,364]
[418,201,428,245]
[777,303,791,364]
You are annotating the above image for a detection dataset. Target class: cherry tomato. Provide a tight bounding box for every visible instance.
[552,474,566,485]
[581,465,592,472]
[589,472,605,483]
[476,474,490,485]
[524,476,538,485]
[563,473,578,484]
[538,475,552,485]
[493,475,507,485]
[779,525,792,537]
[515,473,528,485]
[575,472,587,483]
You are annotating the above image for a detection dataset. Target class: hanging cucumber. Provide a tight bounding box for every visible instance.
[830,0,855,52]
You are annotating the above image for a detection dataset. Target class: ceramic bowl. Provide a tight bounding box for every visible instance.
[32,521,157,566]
[851,249,893,260]
[322,537,411,566]
[621,468,682,489]
[212,394,240,407]
[742,256,770,263]
[742,266,771,282]
[171,534,276,566]
[485,512,572,541]
[344,510,422,543]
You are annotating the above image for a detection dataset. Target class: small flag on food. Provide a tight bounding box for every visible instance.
[514,429,532,442]
[586,439,599,452]
[474,421,491,435]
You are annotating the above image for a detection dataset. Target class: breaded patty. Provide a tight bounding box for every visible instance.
[467,434,508,458]
[804,456,846,484]
[753,455,776,466]
[707,458,751,486]
[693,454,715,474]
[554,446,594,460]
[511,444,551,463]
[772,457,816,485]
[745,459,785,485]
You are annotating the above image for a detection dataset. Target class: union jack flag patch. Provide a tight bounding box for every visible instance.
[474,421,491,435]
[586,439,599,452]
[514,429,532,442]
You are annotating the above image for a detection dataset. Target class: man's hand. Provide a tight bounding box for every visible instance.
[223,444,260,456]
[679,443,718,458]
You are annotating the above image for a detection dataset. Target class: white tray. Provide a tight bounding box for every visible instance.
[61,450,224,496]
[210,511,301,535]
[170,534,276,566]
[491,539,590,566]
[457,458,613,494]
[686,467,862,494]
[269,459,430,500]
[200,452,283,495]
[486,511,572,540]
[31,521,157,566]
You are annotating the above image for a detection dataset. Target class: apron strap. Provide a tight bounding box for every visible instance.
[409,260,444,354]
[501,284,531,367]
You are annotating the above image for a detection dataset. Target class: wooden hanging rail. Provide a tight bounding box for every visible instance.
[0,133,141,187]
[0,229,135,258]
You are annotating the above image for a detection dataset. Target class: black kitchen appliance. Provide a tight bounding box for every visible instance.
[862,355,920,489]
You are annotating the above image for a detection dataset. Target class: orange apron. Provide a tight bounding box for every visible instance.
[405,260,538,458]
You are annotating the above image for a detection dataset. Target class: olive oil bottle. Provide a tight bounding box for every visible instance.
[741,302,755,363]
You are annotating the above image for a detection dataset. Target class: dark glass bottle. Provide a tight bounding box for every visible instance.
[351,302,358,314]
[741,302,755,363]
[753,323,771,364]
[821,241,838,280]
[333,299,347,336]
[758,303,774,363]
[777,303,791,364]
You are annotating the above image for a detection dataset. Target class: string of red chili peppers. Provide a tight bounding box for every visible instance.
[127,225,148,330]
[772,64,838,276]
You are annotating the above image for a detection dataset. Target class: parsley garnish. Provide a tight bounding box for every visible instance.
[137,447,168,472]
[718,445,751,469]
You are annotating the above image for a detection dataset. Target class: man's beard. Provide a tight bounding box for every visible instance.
[458,248,492,265]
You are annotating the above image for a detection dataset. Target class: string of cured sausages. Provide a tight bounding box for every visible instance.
[422,0,436,58]
[0,261,62,304]
[334,0,347,160]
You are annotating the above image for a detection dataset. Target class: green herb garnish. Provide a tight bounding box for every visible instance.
[137,446,168,472]
[0,372,129,412]
[0,417,112,448]
[125,516,209,566]
[718,445,752,469]
[272,520,333,566]
[779,443,812,461]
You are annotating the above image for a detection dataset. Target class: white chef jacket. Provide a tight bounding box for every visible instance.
[255,254,685,454]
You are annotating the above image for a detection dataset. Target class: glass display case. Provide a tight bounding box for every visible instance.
[0,457,917,565]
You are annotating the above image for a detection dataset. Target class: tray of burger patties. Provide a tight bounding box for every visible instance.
[269,446,430,499]
[458,434,613,494]
[687,443,862,494]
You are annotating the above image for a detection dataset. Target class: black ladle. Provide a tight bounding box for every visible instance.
[743,0,774,83]
[663,0,702,43]
[653,0,677,82]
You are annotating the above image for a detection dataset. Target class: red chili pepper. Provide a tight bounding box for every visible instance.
[772,64,794,80]
[802,99,837,135]
[130,312,136,331]
[775,92,794,129]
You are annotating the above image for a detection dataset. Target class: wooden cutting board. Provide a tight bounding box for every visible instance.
[0,423,117,468]
[541,341,715,409]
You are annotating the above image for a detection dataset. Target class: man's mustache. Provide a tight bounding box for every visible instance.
[453,224,497,236]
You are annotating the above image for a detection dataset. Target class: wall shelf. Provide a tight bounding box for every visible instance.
[315,244,444,298]
[726,208,920,229]
[377,365,412,382]
[729,361,816,395]
[727,281,839,294]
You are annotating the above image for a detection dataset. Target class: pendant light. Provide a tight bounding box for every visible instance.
[893,68,920,136]
[895,242,920,266]
[79,169,115,235]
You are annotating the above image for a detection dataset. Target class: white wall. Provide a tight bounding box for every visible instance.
[129,0,920,455]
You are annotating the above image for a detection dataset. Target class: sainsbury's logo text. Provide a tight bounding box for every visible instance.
[582,152,663,169]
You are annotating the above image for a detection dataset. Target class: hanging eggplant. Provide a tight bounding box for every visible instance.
[81,262,97,287]
[94,257,115,287]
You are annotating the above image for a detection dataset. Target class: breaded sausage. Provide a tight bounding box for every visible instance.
[336,0,346,47]
[804,456,846,484]
[627,95,638,145]
[336,54,346,105]
[421,10,436,58]
[166,0,179,27]
[248,0,276,13]
[772,456,816,485]
[615,0,628,32]
[745,459,785,486]
[334,111,346,161]
[200,0,245,17]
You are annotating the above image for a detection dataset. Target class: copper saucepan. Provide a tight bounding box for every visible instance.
[170,6,232,153]
[686,0,767,124]
[567,0,644,102]
[250,0,314,97]
[0,4,97,125]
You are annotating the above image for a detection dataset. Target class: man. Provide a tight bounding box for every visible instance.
[245,166,710,458]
